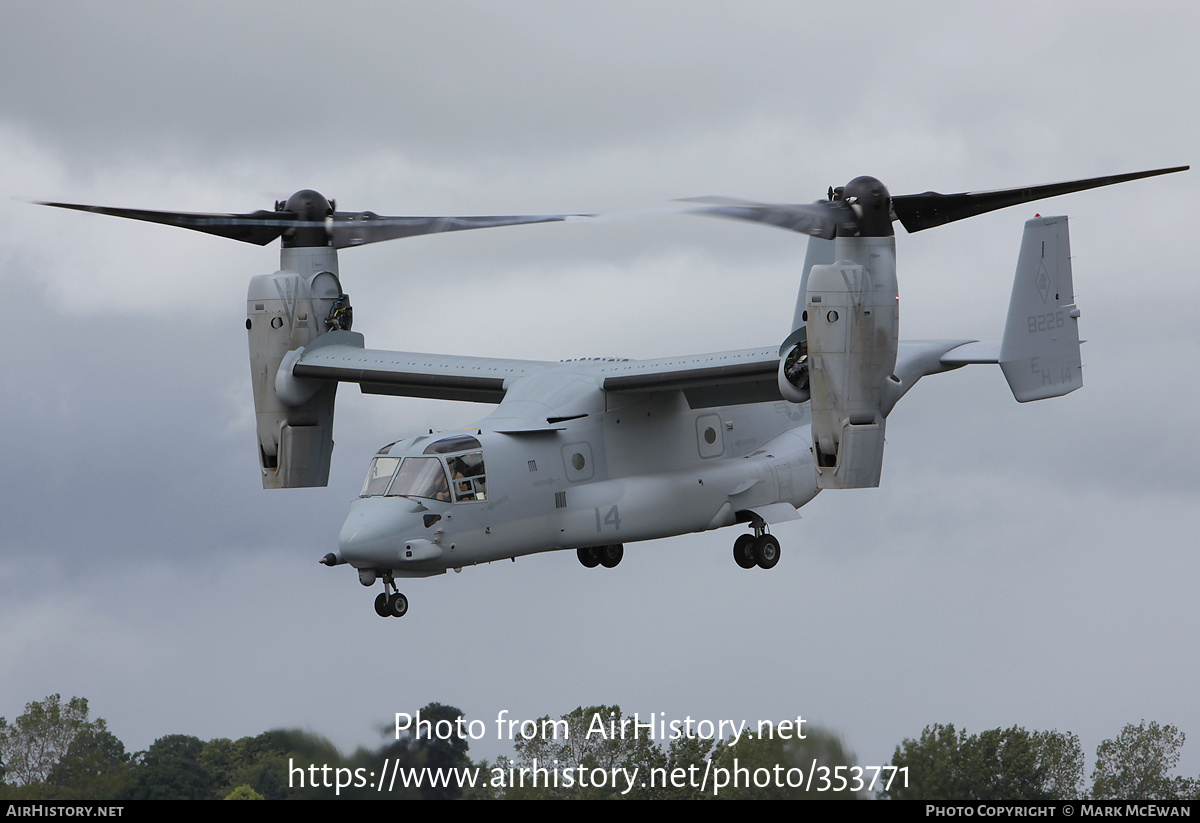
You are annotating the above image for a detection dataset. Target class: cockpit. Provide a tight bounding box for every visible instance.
[359,435,487,503]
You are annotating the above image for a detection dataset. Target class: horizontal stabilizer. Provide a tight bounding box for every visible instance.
[1000,216,1082,402]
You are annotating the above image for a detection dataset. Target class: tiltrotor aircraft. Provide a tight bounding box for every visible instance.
[43,165,1187,617]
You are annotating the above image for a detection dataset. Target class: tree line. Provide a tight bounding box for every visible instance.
[1,694,1197,800]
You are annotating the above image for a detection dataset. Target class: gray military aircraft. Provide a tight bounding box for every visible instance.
[42,166,1187,617]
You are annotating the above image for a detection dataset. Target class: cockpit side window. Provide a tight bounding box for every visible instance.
[360,457,401,497]
[387,457,451,503]
[446,451,487,502]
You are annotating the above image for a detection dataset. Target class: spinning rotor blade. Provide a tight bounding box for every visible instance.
[327,212,584,249]
[681,196,857,239]
[40,190,589,249]
[890,165,1190,233]
[37,202,290,245]
[686,166,1188,239]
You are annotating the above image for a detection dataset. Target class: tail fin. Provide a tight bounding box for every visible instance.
[1000,216,1083,402]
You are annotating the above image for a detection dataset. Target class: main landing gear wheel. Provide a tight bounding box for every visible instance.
[733,534,757,569]
[577,546,601,568]
[753,534,780,569]
[599,544,623,568]
[375,591,409,618]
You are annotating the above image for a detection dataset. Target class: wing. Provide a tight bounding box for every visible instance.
[285,333,782,410]
[596,347,781,408]
[288,332,554,403]
[288,332,1007,416]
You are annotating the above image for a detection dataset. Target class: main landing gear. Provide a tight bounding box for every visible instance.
[577,544,623,568]
[732,522,780,570]
[374,574,409,618]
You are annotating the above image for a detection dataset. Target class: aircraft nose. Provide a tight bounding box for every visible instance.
[337,497,425,565]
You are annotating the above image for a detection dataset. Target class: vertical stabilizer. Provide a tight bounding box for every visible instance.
[1000,216,1083,402]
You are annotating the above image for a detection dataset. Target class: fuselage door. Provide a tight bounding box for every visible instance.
[696,413,724,458]
[562,441,594,482]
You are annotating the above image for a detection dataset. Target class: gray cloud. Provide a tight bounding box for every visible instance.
[2,0,1197,781]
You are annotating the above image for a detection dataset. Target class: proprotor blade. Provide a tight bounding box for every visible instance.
[329,212,588,249]
[680,196,858,239]
[40,193,590,249]
[890,165,1189,233]
[37,202,293,246]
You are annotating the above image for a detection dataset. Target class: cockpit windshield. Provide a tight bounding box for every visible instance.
[360,457,400,497]
[360,442,485,503]
[387,457,451,502]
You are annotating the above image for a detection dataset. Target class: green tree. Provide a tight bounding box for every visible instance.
[358,703,474,800]
[884,722,960,799]
[709,727,858,799]
[265,729,351,800]
[46,728,132,800]
[198,732,299,800]
[1091,721,1198,800]
[885,724,1084,800]
[0,694,112,798]
[126,734,214,800]
[462,758,504,800]
[655,733,715,800]
[505,705,665,799]
[1031,728,1086,799]
[199,737,240,796]
[224,784,264,800]
[409,702,472,799]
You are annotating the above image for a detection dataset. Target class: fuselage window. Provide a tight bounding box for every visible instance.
[446,451,487,502]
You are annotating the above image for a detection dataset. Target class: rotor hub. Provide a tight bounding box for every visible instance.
[282,189,334,248]
[839,176,892,237]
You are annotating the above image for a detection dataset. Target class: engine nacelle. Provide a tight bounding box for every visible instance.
[776,325,811,404]
[246,247,351,488]
[805,237,898,489]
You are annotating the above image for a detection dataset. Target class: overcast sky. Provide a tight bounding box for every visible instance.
[2,0,1198,784]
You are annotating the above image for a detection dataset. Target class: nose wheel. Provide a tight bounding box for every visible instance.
[374,576,409,618]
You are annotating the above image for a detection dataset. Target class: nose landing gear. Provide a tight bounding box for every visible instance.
[373,574,409,618]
